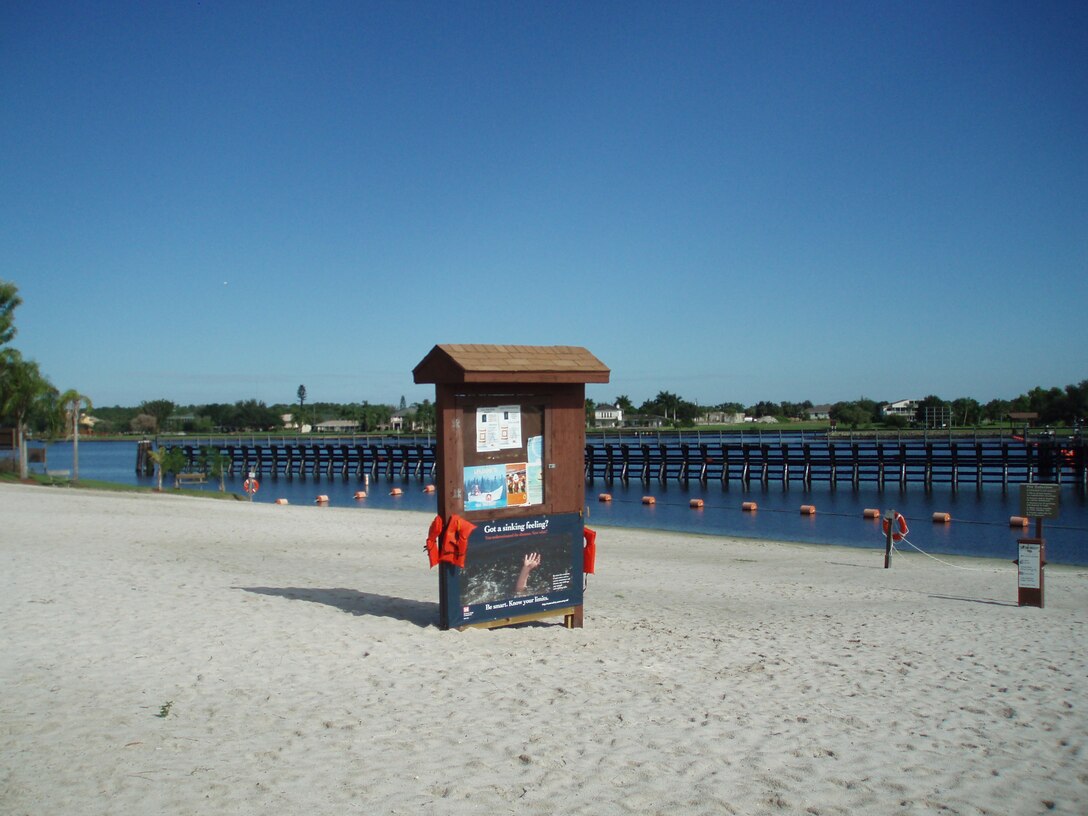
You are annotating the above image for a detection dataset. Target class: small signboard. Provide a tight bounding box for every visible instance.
[1017,541,1041,589]
[1019,483,1060,519]
[1016,538,1044,607]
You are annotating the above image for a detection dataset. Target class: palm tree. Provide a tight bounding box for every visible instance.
[0,279,21,347]
[200,446,229,492]
[0,349,55,479]
[145,445,187,491]
[58,389,92,482]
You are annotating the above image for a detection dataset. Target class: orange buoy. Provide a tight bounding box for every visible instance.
[741,501,758,512]
[862,508,880,519]
[354,491,367,500]
[315,495,329,504]
[274,498,289,505]
[800,504,816,515]
[423,484,436,493]
[390,487,403,496]
[598,493,612,502]
[642,496,656,505]
[689,498,704,508]
[1009,516,1029,527]
[932,512,951,523]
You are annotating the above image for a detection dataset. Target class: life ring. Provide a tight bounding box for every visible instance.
[243,478,260,494]
[882,512,909,542]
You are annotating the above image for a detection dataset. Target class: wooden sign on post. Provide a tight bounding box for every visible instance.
[1016,484,1059,608]
[414,345,610,630]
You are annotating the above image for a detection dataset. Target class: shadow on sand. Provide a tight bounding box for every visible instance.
[238,586,439,627]
[928,593,1019,607]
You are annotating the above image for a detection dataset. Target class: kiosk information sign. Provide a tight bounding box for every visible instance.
[414,344,609,630]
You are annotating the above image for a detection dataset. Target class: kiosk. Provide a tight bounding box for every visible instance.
[413,344,610,630]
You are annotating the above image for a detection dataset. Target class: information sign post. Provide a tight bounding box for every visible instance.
[1016,484,1059,608]
[414,344,610,630]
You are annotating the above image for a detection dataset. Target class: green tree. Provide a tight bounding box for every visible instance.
[140,399,175,433]
[950,397,981,427]
[830,401,868,429]
[716,401,745,414]
[146,445,187,491]
[675,398,700,427]
[0,350,56,478]
[232,399,280,431]
[914,395,949,428]
[747,400,779,419]
[297,384,307,430]
[982,398,1011,423]
[1065,380,1088,424]
[414,399,435,432]
[585,398,596,427]
[0,279,21,347]
[199,446,230,492]
[614,395,635,414]
[640,391,682,423]
[130,413,157,434]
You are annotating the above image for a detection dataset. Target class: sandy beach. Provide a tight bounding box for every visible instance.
[1,483,1085,815]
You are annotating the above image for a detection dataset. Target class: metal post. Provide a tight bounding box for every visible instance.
[884,508,894,569]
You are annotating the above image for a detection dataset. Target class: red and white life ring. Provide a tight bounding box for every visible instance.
[882,512,909,542]
[244,478,260,494]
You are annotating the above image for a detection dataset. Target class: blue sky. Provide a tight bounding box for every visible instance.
[2,1,1085,409]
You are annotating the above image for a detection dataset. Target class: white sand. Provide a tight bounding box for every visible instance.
[1,483,1086,816]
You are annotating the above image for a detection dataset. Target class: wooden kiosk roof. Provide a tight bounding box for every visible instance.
[413,344,610,385]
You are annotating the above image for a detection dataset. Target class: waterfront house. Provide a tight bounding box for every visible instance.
[881,399,919,418]
[594,403,624,428]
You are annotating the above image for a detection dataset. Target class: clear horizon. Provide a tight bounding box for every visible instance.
[3,2,1085,408]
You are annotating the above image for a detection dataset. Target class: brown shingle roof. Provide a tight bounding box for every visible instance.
[413,344,610,384]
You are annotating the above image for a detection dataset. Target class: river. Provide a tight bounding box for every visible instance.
[35,439,1088,566]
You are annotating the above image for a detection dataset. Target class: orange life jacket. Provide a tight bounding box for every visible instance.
[440,514,477,568]
[425,515,444,567]
[583,527,597,574]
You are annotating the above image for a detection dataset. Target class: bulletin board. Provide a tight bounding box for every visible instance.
[413,344,610,630]
[461,403,545,513]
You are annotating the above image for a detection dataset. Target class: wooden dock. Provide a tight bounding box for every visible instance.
[140,434,1086,488]
[583,437,1087,488]
[153,440,437,480]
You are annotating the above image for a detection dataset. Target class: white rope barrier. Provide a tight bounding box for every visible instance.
[889,535,1011,573]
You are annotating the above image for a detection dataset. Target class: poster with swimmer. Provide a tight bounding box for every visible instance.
[454,512,584,627]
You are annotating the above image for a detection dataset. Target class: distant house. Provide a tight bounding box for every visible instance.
[1008,412,1039,428]
[390,408,418,433]
[312,419,360,433]
[809,404,832,421]
[696,411,746,425]
[882,399,919,418]
[281,413,311,433]
[594,403,624,428]
[625,413,667,429]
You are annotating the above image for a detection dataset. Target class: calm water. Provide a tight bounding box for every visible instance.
[38,439,1088,566]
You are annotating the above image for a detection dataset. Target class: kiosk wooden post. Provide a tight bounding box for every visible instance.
[414,345,609,631]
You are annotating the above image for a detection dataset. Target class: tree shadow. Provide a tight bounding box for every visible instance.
[237,586,439,627]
